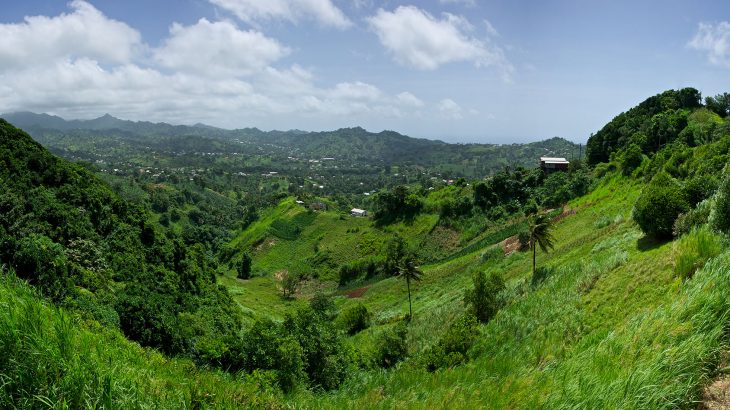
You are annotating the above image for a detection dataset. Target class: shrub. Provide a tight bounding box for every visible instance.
[236,253,252,279]
[13,234,72,301]
[283,306,352,391]
[422,315,479,371]
[618,144,644,176]
[310,292,336,319]
[711,172,730,234]
[463,271,505,323]
[373,322,408,368]
[673,199,712,237]
[683,174,717,207]
[480,247,503,263]
[632,173,689,239]
[673,226,723,279]
[338,257,384,286]
[279,271,299,299]
[337,303,371,335]
[592,162,617,179]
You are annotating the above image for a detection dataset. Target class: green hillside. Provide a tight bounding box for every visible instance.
[3,88,730,408]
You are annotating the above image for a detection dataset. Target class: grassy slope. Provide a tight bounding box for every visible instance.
[223,197,445,320]
[287,175,729,408]
[0,275,284,409]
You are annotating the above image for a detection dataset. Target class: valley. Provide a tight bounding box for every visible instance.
[2,87,730,408]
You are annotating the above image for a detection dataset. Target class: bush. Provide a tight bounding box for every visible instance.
[310,292,336,320]
[632,173,689,239]
[673,226,723,279]
[337,303,371,335]
[463,271,505,323]
[683,175,717,207]
[13,234,72,301]
[480,247,503,263]
[618,144,644,176]
[279,271,299,299]
[283,306,352,391]
[673,199,712,237]
[338,257,384,286]
[711,172,730,234]
[224,319,305,392]
[236,253,252,279]
[373,322,408,368]
[422,315,479,371]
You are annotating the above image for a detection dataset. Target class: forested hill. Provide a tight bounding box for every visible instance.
[0,118,241,356]
[3,111,579,173]
[586,87,730,164]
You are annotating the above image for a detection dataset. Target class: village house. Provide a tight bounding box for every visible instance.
[539,157,570,173]
[350,208,368,217]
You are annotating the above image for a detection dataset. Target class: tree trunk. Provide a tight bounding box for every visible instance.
[407,276,412,321]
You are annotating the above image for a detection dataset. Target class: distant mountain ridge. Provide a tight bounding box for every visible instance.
[1,111,580,174]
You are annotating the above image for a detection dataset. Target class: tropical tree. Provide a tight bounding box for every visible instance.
[528,212,555,276]
[397,254,423,321]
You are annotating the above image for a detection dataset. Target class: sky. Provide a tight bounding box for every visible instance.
[0,1,729,143]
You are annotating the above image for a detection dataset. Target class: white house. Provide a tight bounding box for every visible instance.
[350,208,368,217]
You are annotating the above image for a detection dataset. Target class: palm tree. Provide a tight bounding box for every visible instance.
[397,254,423,321]
[529,212,555,276]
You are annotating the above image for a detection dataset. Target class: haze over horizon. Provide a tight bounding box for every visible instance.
[1,0,729,143]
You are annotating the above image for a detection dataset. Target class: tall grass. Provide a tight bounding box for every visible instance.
[543,252,730,408]
[673,225,723,279]
[0,272,282,409]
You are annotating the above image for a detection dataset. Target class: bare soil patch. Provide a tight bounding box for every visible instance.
[702,375,730,410]
[345,286,369,298]
[501,235,521,255]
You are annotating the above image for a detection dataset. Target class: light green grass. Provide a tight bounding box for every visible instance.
[288,174,730,408]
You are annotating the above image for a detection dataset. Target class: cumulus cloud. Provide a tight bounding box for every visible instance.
[0,0,141,69]
[0,1,433,129]
[438,98,464,119]
[366,5,511,76]
[209,0,352,29]
[688,22,730,67]
[154,18,289,77]
[396,92,424,107]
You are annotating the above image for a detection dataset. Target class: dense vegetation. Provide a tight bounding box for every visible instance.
[4,87,730,408]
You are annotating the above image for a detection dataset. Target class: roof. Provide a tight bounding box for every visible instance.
[350,208,367,213]
[540,157,570,164]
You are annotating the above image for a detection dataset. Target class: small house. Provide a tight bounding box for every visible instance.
[350,208,368,217]
[539,157,570,173]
